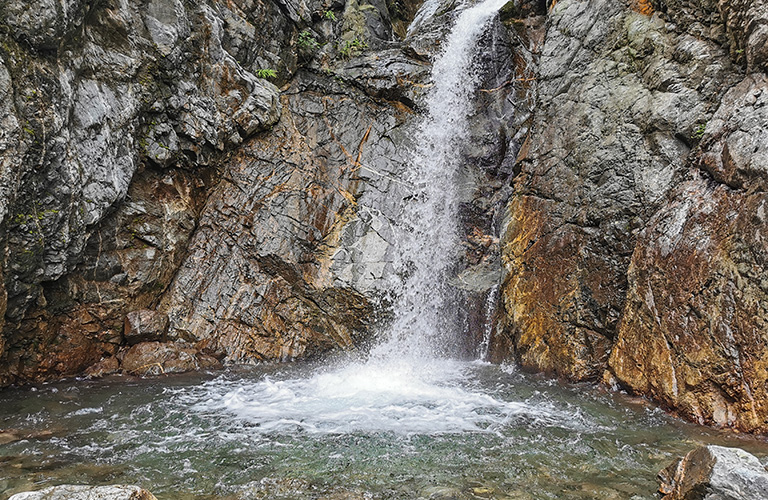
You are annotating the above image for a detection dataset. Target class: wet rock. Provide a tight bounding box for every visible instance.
[84,356,120,378]
[8,485,157,500]
[120,341,222,376]
[658,445,768,499]
[0,429,54,445]
[124,310,169,345]
[607,73,768,433]
[495,0,737,381]
[0,0,283,385]
[608,175,768,432]
[0,0,88,50]
[159,71,409,362]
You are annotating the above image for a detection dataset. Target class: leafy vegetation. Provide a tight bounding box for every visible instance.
[692,123,707,140]
[338,38,368,58]
[324,10,337,21]
[256,68,278,79]
[298,30,319,51]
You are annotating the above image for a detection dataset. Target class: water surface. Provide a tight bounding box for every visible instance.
[1,359,765,499]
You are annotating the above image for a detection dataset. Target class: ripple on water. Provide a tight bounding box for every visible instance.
[0,361,766,500]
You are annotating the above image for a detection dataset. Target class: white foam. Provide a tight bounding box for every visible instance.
[188,360,580,436]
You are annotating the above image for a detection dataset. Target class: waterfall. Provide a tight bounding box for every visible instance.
[477,284,500,361]
[371,0,510,362]
[186,0,520,438]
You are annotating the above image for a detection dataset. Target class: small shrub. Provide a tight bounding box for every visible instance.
[324,10,337,21]
[298,30,319,51]
[338,38,368,58]
[256,68,278,79]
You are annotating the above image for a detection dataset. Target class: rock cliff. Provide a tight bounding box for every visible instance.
[494,0,768,434]
[0,0,519,381]
[1,0,767,435]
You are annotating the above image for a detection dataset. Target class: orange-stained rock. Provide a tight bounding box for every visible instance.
[608,74,768,433]
[609,178,768,432]
[124,310,168,345]
[658,446,768,499]
[492,0,736,381]
[84,356,120,378]
[121,342,222,376]
[494,194,616,381]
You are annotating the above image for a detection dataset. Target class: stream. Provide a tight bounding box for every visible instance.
[1,359,767,499]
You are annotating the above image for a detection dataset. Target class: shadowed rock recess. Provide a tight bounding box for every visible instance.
[0,0,766,433]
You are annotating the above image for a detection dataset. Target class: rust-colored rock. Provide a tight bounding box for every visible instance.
[608,74,768,433]
[494,0,735,381]
[85,356,120,378]
[124,310,169,345]
[609,178,768,432]
[495,195,616,381]
[121,342,222,376]
[658,446,768,499]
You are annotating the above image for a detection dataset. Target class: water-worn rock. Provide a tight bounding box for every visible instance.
[159,70,410,362]
[658,445,768,499]
[84,356,120,378]
[124,310,169,345]
[8,485,156,500]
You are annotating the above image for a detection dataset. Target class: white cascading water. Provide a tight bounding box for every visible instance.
[190,0,553,436]
[477,284,500,360]
[371,0,511,362]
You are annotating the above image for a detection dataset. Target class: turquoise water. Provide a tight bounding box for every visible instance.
[1,359,766,499]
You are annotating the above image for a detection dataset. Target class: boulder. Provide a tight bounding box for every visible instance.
[659,445,768,499]
[120,341,222,376]
[84,356,120,378]
[8,485,156,500]
[123,310,169,345]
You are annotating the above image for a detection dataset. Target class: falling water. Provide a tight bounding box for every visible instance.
[477,284,500,360]
[371,0,511,362]
[180,0,525,437]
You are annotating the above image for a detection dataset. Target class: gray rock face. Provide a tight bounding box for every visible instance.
[8,485,157,500]
[659,445,768,499]
[0,0,522,380]
[0,0,287,384]
[495,0,738,380]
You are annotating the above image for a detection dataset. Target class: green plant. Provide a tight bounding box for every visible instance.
[692,123,707,140]
[338,38,368,58]
[324,10,337,21]
[256,68,278,79]
[298,30,319,51]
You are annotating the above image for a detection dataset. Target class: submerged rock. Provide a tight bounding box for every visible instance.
[658,445,768,499]
[8,485,156,500]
